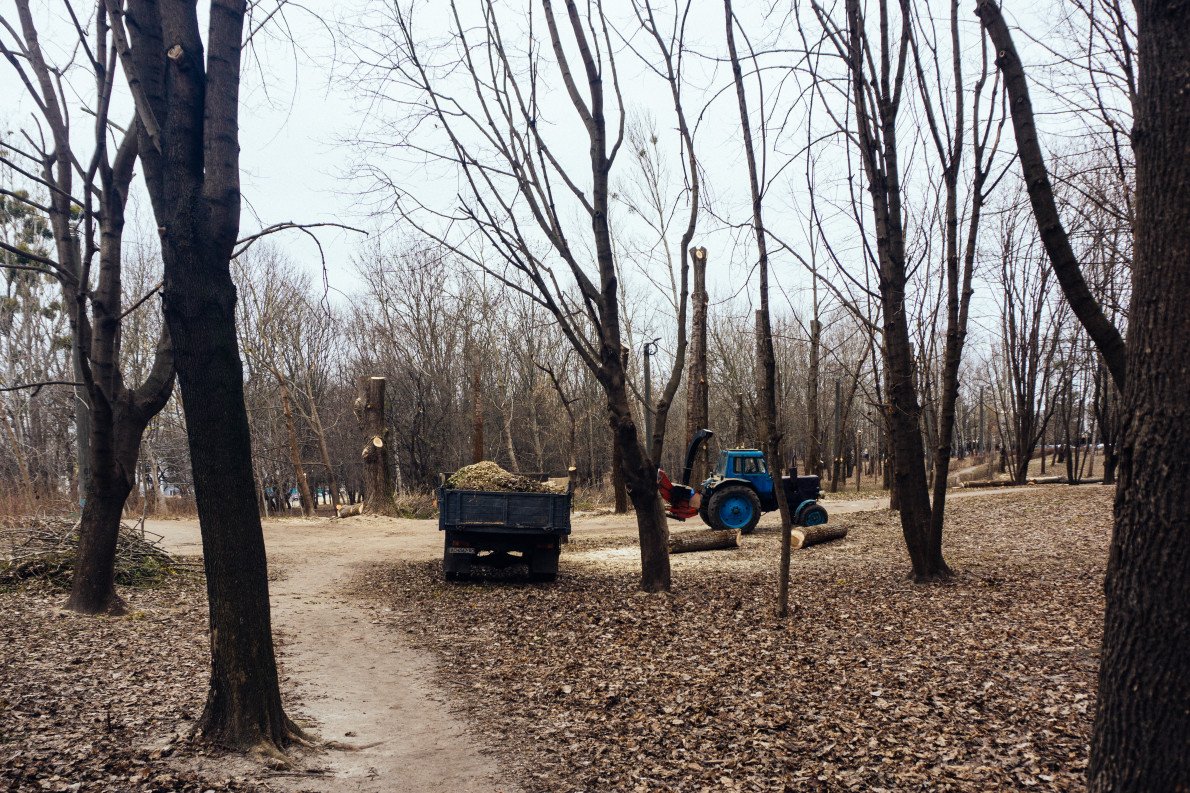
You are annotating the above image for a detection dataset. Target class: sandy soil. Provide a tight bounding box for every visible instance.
[144,484,1074,792]
[148,514,516,793]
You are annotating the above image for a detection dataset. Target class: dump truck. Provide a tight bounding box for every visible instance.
[437,474,572,582]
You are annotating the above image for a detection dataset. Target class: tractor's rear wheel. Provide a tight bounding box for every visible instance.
[706,485,762,534]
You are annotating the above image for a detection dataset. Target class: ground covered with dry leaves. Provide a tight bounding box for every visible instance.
[353,486,1111,792]
[0,575,266,792]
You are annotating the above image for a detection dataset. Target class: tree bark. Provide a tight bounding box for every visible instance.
[278,378,313,516]
[356,376,394,514]
[685,247,710,483]
[669,528,740,554]
[120,0,300,751]
[1087,0,1190,785]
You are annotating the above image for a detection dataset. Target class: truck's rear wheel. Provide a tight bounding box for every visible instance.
[528,548,560,582]
[707,485,761,534]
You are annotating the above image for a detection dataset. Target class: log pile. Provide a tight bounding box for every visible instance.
[669,528,740,554]
[792,524,849,549]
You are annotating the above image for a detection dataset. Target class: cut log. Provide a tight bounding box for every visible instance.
[336,503,365,519]
[792,524,848,549]
[669,529,740,554]
[961,479,1021,488]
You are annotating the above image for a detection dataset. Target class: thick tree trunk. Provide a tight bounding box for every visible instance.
[356,376,394,514]
[608,370,670,591]
[164,257,296,750]
[1088,0,1190,785]
[65,398,141,615]
[685,247,710,484]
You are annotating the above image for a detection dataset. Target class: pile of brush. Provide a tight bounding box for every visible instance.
[0,517,197,587]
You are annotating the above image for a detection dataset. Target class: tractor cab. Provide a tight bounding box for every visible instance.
[706,450,777,509]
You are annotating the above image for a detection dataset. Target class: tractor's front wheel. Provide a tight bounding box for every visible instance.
[706,485,762,534]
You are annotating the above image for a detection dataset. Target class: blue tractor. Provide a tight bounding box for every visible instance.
[659,429,827,534]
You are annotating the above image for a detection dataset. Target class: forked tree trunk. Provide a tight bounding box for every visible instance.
[845,0,947,580]
[119,0,300,751]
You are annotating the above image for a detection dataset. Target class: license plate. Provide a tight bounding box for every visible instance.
[448,547,477,554]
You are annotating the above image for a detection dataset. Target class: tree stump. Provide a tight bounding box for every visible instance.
[669,529,740,554]
[792,524,848,549]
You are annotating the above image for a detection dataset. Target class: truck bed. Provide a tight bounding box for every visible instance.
[437,487,572,534]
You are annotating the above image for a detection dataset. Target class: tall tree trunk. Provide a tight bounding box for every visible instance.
[1089,0,1190,781]
[846,0,946,579]
[166,253,296,749]
[278,379,313,516]
[304,380,341,512]
[807,317,822,479]
[471,360,484,463]
[685,247,710,483]
[115,0,302,749]
[356,376,394,514]
[724,0,795,615]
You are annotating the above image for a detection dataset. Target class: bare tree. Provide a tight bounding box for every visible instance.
[977,0,1190,785]
[345,0,704,591]
[0,1,175,614]
[111,0,301,750]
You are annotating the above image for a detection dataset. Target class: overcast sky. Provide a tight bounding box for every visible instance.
[2,0,1087,353]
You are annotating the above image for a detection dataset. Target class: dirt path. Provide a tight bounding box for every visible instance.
[146,484,1096,790]
[148,515,519,793]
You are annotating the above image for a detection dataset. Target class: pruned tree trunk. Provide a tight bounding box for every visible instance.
[471,360,484,464]
[685,247,710,483]
[356,376,394,514]
[807,317,822,479]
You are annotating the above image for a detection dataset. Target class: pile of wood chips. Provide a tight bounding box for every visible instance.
[446,461,564,493]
